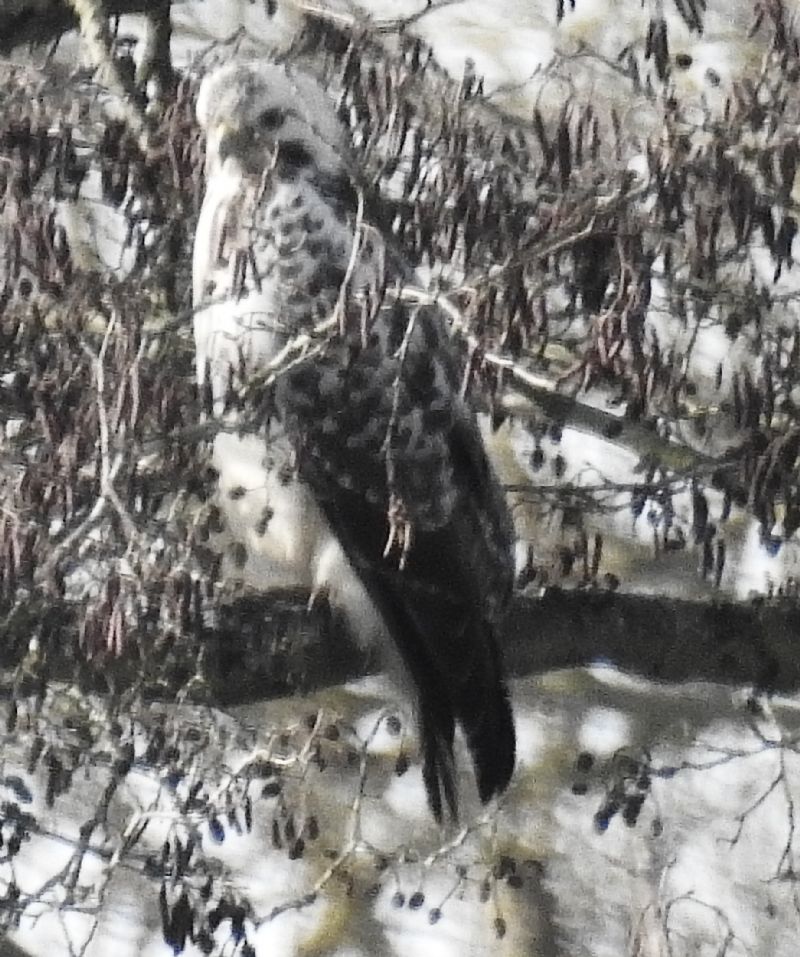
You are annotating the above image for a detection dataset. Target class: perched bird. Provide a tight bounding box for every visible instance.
[193,61,515,821]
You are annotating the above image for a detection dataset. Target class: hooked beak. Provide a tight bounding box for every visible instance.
[215,121,256,164]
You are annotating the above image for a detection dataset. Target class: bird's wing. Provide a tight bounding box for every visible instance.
[191,64,516,817]
[276,299,516,819]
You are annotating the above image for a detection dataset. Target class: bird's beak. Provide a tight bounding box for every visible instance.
[216,121,255,163]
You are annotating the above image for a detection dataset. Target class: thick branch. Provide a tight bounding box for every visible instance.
[195,587,800,700]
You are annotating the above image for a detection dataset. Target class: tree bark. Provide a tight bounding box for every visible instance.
[503,588,795,691]
[202,587,800,702]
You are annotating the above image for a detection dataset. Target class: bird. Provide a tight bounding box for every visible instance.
[192,60,516,821]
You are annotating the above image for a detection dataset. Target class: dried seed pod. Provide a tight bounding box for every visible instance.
[532,109,552,167]
[5,701,17,734]
[691,483,708,543]
[113,742,135,779]
[701,531,714,579]
[45,750,63,807]
[158,882,170,937]
[781,140,798,199]
[623,793,646,827]
[732,374,742,428]
[645,17,670,81]
[288,837,305,860]
[557,116,571,191]
[590,534,603,578]
[714,539,726,588]
[165,890,193,954]
[207,816,225,844]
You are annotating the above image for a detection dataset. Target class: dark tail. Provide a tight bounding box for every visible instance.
[418,688,458,822]
[304,486,515,820]
[365,582,461,822]
[365,579,515,821]
[453,622,516,805]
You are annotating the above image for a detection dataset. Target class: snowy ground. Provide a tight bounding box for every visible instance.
[7,671,800,957]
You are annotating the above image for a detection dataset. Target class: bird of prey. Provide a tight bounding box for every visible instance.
[193,61,516,821]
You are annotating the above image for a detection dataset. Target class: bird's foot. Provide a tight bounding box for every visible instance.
[383,493,413,570]
[307,583,331,615]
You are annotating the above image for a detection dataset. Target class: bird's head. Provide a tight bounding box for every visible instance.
[196,62,348,181]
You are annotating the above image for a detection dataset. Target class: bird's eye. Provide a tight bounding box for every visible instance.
[258,107,285,131]
[278,141,313,169]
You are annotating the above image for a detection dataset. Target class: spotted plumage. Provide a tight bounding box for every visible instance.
[193,61,515,820]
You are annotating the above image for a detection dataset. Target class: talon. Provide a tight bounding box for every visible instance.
[308,583,331,613]
[384,493,413,569]
[382,525,397,559]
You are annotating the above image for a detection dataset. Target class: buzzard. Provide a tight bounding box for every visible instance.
[193,61,515,821]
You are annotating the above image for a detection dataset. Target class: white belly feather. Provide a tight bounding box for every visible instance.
[209,429,386,650]
[193,157,388,655]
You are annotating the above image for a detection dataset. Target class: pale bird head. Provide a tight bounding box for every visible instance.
[196,62,348,181]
